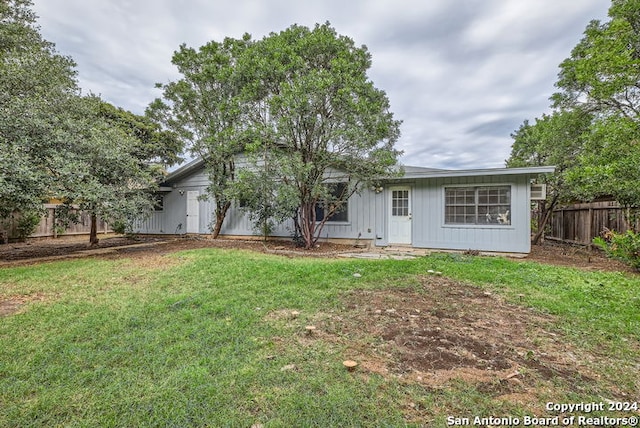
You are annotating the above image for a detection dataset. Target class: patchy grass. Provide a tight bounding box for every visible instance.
[0,249,639,427]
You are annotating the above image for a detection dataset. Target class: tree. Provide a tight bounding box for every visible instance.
[553,0,640,120]
[148,36,252,238]
[507,109,592,244]
[98,102,183,168]
[551,0,640,213]
[509,0,640,244]
[237,23,402,248]
[1,1,182,244]
[54,96,177,245]
[0,0,79,218]
[565,114,640,229]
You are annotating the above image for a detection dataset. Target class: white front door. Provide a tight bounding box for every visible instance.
[389,186,412,244]
[186,191,200,233]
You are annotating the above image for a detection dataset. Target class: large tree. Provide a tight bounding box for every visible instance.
[507,109,592,244]
[54,96,178,245]
[237,23,402,248]
[551,0,640,210]
[1,1,182,244]
[509,0,640,240]
[149,36,252,238]
[0,0,79,218]
[553,0,640,120]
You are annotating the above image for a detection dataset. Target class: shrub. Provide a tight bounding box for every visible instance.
[593,228,640,270]
[111,219,136,236]
[15,211,42,241]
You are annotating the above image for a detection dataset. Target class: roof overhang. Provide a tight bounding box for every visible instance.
[392,165,556,180]
[164,157,555,184]
[164,158,205,184]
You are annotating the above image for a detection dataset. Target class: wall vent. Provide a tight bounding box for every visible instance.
[530,183,547,200]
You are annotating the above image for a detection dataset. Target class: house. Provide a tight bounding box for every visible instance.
[135,158,554,254]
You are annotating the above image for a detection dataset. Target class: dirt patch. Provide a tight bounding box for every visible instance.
[0,293,50,317]
[0,235,356,267]
[269,277,611,415]
[526,240,634,273]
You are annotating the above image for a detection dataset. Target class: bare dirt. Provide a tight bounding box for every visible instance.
[0,235,355,265]
[330,278,599,401]
[0,234,633,272]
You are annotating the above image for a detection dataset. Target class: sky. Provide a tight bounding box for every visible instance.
[31,0,610,170]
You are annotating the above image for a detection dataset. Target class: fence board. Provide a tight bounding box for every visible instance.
[545,201,639,245]
[1,206,112,242]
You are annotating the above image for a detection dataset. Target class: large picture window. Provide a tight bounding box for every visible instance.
[315,182,349,223]
[445,186,511,225]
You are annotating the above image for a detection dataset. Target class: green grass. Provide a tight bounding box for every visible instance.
[1,249,638,427]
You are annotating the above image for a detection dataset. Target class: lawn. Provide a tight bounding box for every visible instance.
[0,248,638,427]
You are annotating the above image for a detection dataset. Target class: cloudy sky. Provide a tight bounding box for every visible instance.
[32,0,610,170]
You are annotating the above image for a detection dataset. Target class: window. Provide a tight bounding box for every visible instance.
[445,186,511,225]
[315,182,349,222]
[392,189,409,216]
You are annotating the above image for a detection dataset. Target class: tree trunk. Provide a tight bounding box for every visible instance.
[298,202,316,249]
[531,194,559,245]
[211,201,231,239]
[89,213,99,246]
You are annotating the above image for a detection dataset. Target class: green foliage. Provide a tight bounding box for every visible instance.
[510,0,640,216]
[149,35,252,238]
[1,1,181,244]
[15,211,40,240]
[565,115,640,208]
[98,102,183,167]
[593,228,640,270]
[238,23,402,248]
[230,164,298,240]
[553,0,640,118]
[111,219,129,235]
[0,0,79,218]
[507,109,592,199]
[50,95,169,243]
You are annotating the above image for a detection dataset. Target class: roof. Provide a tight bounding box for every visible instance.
[397,165,555,179]
[164,157,555,184]
[164,158,205,183]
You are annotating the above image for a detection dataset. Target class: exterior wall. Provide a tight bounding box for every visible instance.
[396,174,531,253]
[135,166,381,245]
[135,165,533,253]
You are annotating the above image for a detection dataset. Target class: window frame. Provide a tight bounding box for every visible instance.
[443,184,512,227]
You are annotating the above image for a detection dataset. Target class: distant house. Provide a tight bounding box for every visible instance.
[135,158,554,254]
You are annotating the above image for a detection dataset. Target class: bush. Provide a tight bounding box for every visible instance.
[111,219,136,236]
[593,228,640,270]
[15,211,42,241]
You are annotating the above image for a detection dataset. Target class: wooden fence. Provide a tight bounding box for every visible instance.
[1,205,111,242]
[545,200,640,245]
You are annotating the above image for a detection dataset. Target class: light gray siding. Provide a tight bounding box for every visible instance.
[405,174,531,253]
[135,161,535,253]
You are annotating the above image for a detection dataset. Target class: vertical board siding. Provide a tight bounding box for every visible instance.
[408,174,531,253]
[134,159,533,253]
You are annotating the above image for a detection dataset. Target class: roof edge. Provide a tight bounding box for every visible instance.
[398,165,556,179]
[164,158,555,183]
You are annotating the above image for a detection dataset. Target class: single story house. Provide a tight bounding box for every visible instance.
[135,158,554,254]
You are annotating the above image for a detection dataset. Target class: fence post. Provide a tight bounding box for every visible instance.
[587,207,593,247]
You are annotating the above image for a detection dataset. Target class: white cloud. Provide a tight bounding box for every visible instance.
[32,0,610,169]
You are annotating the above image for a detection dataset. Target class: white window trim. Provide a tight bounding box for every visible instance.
[442,183,514,229]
